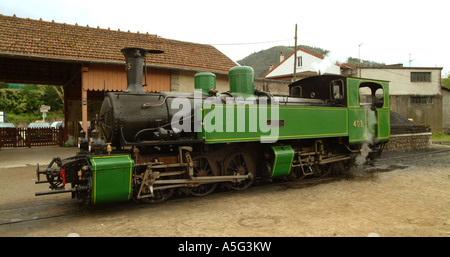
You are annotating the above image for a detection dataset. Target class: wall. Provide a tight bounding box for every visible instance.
[384,133,432,152]
[254,78,290,95]
[390,95,443,132]
[442,88,450,133]
[172,70,290,95]
[82,64,171,92]
[174,70,230,93]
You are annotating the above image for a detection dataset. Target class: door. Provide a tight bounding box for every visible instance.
[347,78,389,143]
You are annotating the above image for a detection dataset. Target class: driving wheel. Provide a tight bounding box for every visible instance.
[187,155,219,196]
[223,152,255,190]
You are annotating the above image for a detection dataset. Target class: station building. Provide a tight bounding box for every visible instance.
[0,14,237,141]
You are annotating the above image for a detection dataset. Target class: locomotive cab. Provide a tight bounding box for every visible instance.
[289,75,390,145]
[289,75,347,107]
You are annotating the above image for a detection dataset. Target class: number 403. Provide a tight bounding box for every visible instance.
[353,120,364,128]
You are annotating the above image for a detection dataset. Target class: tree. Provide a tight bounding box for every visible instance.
[43,86,64,112]
[21,84,44,115]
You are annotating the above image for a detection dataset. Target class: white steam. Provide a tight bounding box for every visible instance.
[355,109,378,166]
[355,143,372,166]
[313,51,348,75]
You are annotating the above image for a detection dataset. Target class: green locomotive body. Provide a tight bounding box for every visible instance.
[36,47,390,205]
[200,71,389,145]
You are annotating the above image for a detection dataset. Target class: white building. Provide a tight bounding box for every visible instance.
[263,48,341,81]
[360,65,443,132]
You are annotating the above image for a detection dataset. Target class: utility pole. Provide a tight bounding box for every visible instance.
[293,24,298,82]
[358,42,364,77]
[409,53,414,67]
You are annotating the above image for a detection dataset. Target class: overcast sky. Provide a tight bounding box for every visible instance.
[1,0,449,75]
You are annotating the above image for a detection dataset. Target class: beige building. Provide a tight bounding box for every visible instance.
[172,70,231,94]
[442,86,450,133]
[360,65,443,132]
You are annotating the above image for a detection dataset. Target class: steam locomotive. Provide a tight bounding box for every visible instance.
[35,47,390,204]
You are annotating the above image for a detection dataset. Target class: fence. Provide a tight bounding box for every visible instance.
[0,127,64,148]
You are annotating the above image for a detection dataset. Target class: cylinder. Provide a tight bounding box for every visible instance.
[229,66,254,96]
[194,72,216,95]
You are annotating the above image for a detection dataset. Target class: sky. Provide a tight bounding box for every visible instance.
[1,0,449,76]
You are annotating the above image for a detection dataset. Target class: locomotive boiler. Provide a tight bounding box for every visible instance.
[35,47,390,204]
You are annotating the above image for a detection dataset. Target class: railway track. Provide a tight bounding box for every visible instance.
[0,177,344,227]
[374,145,450,164]
[1,145,448,228]
[0,199,89,226]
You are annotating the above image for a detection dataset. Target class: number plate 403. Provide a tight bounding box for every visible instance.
[353,120,364,128]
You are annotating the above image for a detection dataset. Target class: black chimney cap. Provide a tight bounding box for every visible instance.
[121,47,164,56]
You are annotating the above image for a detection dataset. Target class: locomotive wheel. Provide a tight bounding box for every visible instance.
[135,187,175,204]
[313,163,333,177]
[287,167,306,181]
[187,155,219,197]
[147,188,175,203]
[334,159,355,175]
[223,152,255,191]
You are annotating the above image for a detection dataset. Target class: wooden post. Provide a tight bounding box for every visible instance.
[81,66,89,136]
[26,129,31,148]
[59,127,64,146]
[63,86,68,144]
[293,23,297,82]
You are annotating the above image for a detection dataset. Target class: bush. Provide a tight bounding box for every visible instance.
[0,85,64,126]
[432,132,450,141]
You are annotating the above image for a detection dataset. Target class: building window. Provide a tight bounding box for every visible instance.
[410,96,433,104]
[297,56,302,67]
[411,72,431,82]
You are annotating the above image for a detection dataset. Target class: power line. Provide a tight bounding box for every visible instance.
[207,38,292,46]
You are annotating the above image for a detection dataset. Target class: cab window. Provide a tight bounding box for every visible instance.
[359,82,384,109]
[330,80,344,100]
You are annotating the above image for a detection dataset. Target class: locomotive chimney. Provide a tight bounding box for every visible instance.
[121,47,163,94]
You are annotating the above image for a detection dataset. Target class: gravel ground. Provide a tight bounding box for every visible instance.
[0,144,449,237]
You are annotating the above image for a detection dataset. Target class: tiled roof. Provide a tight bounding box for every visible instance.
[339,62,356,69]
[0,14,237,74]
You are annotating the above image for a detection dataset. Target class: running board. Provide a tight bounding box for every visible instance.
[153,174,252,185]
